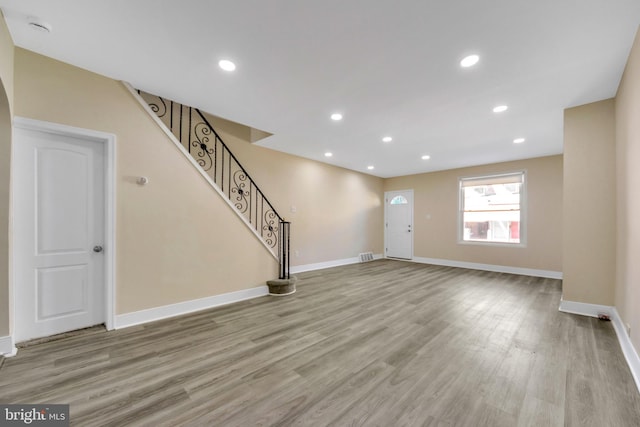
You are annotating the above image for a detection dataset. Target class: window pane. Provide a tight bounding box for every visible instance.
[390,195,408,205]
[463,183,520,212]
[460,173,523,244]
[463,212,520,243]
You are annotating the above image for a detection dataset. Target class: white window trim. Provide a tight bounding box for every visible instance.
[457,170,527,248]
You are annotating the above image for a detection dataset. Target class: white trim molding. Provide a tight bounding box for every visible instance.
[290,253,383,274]
[114,286,269,329]
[411,257,562,279]
[558,299,612,318]
[0,335,17,357]
[611,308,640,393]
[11,117,117,336]
[559,299,640,394]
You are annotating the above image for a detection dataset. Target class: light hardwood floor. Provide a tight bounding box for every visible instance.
[1,260,639,426]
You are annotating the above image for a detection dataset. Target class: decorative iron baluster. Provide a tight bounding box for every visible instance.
[221,147,225,198]
[231,169,249,213]
[214,133,218,186]
[170,100,173,130]
[137,89,290,279]
[192,122,214,171]
[279,221,291,280]
[147,95,167,118]
[262,205,278,248]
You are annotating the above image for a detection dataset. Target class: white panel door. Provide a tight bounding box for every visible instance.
[385,190,413,259]
[13,127,105,342]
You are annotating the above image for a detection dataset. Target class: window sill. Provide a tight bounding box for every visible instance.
[457,240,527,248]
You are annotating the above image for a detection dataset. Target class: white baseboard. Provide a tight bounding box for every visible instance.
[290,253,383,274]
[559,299,640,394]
[114,286,269,329]
[611,308,640,393]
[0,335,17,357]
[411,257,562,279]
[558,299,612,318]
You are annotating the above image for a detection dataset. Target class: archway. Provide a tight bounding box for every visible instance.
[0,78,12,350]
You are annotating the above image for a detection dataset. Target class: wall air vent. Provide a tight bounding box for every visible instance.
[359,252,374,262]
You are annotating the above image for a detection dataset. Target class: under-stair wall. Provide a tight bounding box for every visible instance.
[134,90,288,272]
[13,48,279,318]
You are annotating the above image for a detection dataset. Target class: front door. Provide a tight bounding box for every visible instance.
[385,190,413,259]
[13,126,106,342]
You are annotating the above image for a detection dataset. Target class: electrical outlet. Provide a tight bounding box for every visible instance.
[627,323,631,337]
[294,250,299,257]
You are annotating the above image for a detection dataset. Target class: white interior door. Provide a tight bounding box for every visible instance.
[13,127,106,342]
[385,190,414,259]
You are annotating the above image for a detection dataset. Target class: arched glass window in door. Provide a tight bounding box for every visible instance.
[390,195,408,205]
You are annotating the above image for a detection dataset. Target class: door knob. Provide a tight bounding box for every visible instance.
[93,245,103,253]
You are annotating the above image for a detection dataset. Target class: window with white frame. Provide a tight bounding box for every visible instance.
[389,195,408,205]
[459,172,525,245]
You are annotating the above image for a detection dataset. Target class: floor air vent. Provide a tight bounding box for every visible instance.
[359,252,374,262]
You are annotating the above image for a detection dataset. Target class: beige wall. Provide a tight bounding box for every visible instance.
[0,13,14,337]
[202,114,384,266]
[384,156,563,272]
[14,49,279,314]
[615,29,640,352]
[0,11,13,112]
[563,100,616,306]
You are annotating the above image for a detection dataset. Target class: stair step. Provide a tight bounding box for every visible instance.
[267,276,298,296]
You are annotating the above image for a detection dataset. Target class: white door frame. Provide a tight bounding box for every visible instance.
[11,117,117,337]
[384,189,414,260]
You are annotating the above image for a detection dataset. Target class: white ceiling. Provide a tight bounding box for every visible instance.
[2,1,639,178]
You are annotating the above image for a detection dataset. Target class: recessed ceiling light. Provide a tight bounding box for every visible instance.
[421,155,431,160]
[330,113,343,121]
[382,136,393,143]
[460,54,479,68]
[28,21,51,33]
[367,165,375,170]
[513,138,525,144]
[324,152,333,157]
[218,59,236,72]
[493,105,508,113]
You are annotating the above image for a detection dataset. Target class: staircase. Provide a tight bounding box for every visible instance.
[134,89,292,285]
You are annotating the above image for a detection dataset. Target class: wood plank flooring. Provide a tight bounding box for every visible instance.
[1,260,639,426]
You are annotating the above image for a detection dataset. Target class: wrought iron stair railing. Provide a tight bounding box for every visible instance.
[137,90,290,279]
